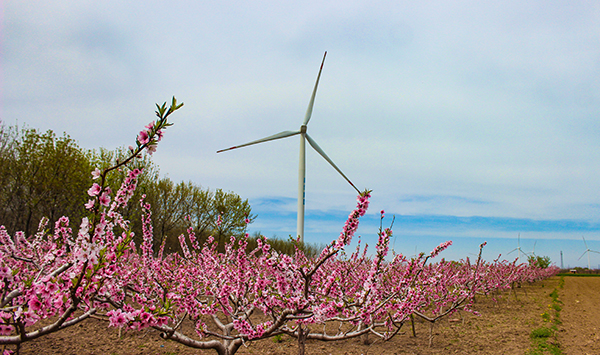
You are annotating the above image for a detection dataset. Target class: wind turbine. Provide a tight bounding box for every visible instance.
[217,52,360,243]
[529,241,537,257]
[507,233,529,264]
[578,236,600,270]
[523,241,538,266]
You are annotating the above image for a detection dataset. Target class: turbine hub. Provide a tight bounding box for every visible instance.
[300,125,307,133]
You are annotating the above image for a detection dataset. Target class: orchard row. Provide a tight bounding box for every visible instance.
[0,99,558,355]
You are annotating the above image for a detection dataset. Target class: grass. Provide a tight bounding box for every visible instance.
[530,327,553,339]
[527,279,564,355]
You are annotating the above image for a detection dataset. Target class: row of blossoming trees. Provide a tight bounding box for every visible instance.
[0,98,558,355]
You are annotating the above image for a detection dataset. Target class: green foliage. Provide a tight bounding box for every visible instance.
[146,181,255,253]
[540,311,550,322]
[0,125,92,236]
[0,119,254,254]
[528,285,564,355]
[89,147,256,253]
[528,255,552,269]
[245,232,326,258]
[530,327,552,339]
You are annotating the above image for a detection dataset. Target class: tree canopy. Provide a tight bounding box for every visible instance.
[0,122,254,253]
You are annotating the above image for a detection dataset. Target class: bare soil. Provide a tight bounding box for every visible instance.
[557,276,600,355]
[14,276,600,354]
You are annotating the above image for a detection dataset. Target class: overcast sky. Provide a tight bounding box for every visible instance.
[3,1,600,268]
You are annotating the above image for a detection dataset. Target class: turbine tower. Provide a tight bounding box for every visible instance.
[578,236,600,270]
[217,52,359,243]
[560,250,563,269]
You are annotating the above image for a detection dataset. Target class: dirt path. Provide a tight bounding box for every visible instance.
[13,276,600,354]
[558,276,600,354]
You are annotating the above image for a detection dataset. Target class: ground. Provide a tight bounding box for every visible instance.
[557,276,600,354]
[15,276,600,354]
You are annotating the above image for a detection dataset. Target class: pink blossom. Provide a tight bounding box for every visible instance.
[146,144,157,155]
[0,325,13,336]
[0,266,12,280]
[91,168,101,180]
[139,311,154,325]
[99,193,111,207]
[53,297,64,310]
[79,217,90,234]
[87,183,101,197]
[430,241,453,258]
[137,130,150,145]
[94,223,106,238]
[107,309,128,328]
[84,199,95,209]
[28,297,42,312]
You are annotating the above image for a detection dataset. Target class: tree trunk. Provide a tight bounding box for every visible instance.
[297,325,308,355]
[362,331,370,345]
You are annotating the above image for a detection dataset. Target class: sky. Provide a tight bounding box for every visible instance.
[2,1,600,268]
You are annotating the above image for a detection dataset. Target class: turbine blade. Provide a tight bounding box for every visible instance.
[590,250,600,254]
[578,250,588,260]
[583,236,589,249]
[305,134,360,193]
[302,52,327,126]
[507,248,518,255]
[217,130,301,153]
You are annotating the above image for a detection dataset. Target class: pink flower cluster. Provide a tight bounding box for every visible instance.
[335,192,370,248]
[136,121,164,155]
[0,98,181,350]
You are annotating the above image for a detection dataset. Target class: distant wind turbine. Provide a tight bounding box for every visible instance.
[529,241,537,257]
[217,52,360,243]
[578,236,600,270]
[507,233,529,264]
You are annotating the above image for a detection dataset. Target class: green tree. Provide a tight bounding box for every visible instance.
[0,121,256,254]
[528,255,551,269]
[0,126,92,236]
[211,188,255,246]
[143,178,192,251]
[90,147,255,253]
